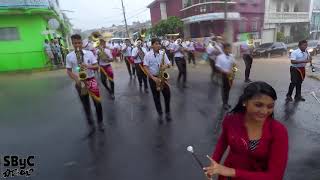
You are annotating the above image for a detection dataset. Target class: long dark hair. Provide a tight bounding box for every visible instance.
[231,81,277,116]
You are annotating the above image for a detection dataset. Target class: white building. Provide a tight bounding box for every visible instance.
[262,0,311,43]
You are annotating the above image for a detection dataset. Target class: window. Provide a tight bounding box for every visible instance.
[294,4,299,12]
[239,22,247,33]
[284,3,289,12]
[276,1,281,12]
[252,21,258,32]
[249,0,257,4]
[200,5,207,13]
[0,27,20,41]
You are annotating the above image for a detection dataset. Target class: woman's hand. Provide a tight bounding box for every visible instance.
[203,155,235,178]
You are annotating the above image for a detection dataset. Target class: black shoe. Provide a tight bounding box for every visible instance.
[87,126,96,137]
[98,123,105,132]
[158,115,164,124]
[286,96,293,102]
[295,97,306,102]
[145,89,149,94]
[223,104,231,110]
[110,94,115,100]
[245,79,252,83]
[182,84,188,88]
[165,113,172,122]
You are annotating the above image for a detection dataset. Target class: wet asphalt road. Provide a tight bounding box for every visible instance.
[0,55,320,180]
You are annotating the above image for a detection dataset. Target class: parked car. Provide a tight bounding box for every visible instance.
[306,40,319,56]
[253,42,287,57]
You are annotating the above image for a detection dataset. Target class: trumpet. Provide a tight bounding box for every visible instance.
[156,50,170,91]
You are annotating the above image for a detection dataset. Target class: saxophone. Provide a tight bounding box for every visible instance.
[75,48,88,95]
[228,64,238,81]
[156,50,170,91]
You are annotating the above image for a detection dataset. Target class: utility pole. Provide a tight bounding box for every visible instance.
[223,0,233,44]
[121,0,130,38]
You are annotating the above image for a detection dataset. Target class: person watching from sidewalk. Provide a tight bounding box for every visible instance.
[43,39,54,65]
[286,40,311,102]
[204,81,288,180]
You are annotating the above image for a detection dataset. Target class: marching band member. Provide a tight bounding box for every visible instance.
[186,39,196,65]
[122,39,135,78]
[215,43,236,110]
[97,38,115,100]
[286,40,311,102]
[132,39,149,93]
[172,38,188,88]
[143,38,172,124]
[207,37,223,82]
[66,34,104,135]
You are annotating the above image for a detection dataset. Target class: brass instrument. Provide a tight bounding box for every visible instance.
[75,48,88,95]
[137,46,145,61]
[228,64,239,81]
[156,50,170,91]
[98,47,113,63]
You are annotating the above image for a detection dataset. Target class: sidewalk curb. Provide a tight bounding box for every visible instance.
[0,66,65,75]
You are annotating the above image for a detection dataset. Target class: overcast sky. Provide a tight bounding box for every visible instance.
[59,0,154,30]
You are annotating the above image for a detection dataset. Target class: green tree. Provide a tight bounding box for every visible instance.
[152,16,184,36]
[276,32,285,42]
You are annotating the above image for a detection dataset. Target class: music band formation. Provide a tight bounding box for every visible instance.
[65,33,312,179]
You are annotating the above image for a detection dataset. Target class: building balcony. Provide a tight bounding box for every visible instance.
[265,12,309,24]
[0,0,64,21]
[180,1,237,19]
[0,0,51,9]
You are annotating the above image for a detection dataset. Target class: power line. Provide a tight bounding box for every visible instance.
[126,8,149,20]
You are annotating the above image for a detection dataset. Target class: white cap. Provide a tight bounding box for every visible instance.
[187,146,194,153]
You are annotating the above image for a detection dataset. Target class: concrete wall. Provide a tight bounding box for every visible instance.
[150,2,161,25]
[0,14,49,72]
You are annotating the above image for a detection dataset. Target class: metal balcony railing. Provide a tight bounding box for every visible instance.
[265,12,309,24]
[181,1,237,19]
[0,0,64,21]
[0,0,50,8]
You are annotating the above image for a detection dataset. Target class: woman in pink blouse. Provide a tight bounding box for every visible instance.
[204,81,288,180]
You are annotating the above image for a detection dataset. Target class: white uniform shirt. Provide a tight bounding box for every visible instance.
[187,42,195,51]
[96,48,113,66]
[172,43,184,58]
[290,48,310,68]
[206,42,223,60]
[132,47,147,63]
[122,44,132,57]
[215,53,235,73]
[143,49,171,76]
[66,50,97,79]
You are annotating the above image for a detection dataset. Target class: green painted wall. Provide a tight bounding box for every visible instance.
[0,14,49,72]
